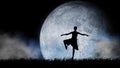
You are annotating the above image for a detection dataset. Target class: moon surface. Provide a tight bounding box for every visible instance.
[40,1,109,60]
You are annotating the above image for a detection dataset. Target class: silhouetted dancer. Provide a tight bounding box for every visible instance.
[61,26,88,60]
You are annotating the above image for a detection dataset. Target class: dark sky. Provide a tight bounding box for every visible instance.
[0,0,120,40]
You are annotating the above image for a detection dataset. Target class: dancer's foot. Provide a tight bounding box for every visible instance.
[65,44,67,50]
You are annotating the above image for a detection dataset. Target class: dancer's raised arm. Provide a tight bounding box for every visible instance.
[78,32,89,36]
[61,32,72,36]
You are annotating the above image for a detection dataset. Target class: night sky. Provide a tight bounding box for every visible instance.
[0,0,120,41]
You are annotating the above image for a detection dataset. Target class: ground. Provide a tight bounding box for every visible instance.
[0,59,120,67]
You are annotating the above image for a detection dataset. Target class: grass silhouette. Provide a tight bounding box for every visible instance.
[0,59,120,65]
[0,59,119,67]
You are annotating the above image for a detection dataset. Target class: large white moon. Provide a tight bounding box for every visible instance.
[40,1,108,60]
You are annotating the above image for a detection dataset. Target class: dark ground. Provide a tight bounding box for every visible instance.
[0,59,120,67]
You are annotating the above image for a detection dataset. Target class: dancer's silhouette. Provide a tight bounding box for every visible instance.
[61,26,88,59]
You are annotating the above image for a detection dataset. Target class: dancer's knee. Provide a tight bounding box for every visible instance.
[63,40,66,43]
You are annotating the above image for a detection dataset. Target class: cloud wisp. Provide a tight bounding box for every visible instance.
[94,35,120,59]
[0,34,43,60]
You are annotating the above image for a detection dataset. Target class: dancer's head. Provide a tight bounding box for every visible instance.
[74,26,77,31]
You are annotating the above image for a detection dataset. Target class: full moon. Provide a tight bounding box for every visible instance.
[40,1,108,60]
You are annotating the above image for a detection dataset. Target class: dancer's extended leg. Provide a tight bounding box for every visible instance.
[63,40,67,49]
[72,48,75,60]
